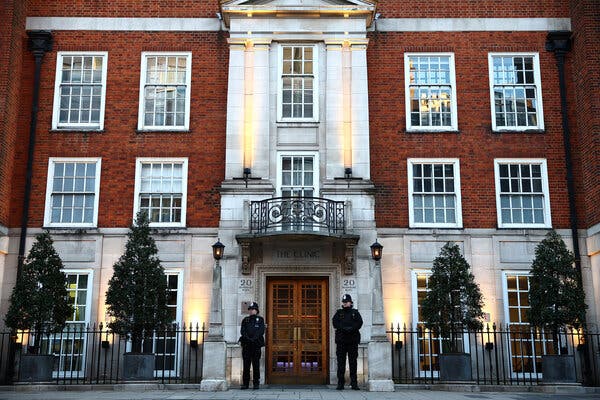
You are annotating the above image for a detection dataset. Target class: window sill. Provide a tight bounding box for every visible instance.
[492,129,546,134]
[408,226,464,230]
[136,129,190,134]
[43,227,98,233]
[276,121,320,128]
[405,129,460,134]
[50,128,104,133]
[149,227,188,234]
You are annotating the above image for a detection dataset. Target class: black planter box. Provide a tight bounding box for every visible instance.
[123,353,155,381]
[439,353,472,381]
[19,354,54,382]
[542,354,577,383]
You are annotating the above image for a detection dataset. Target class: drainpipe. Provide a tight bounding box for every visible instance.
[545,31,586,312]
[16,31,53,278]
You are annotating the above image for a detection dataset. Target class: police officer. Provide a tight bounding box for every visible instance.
[239,301,265,390]
[332,294,363,390]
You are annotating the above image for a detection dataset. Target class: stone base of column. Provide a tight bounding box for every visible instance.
[367,339,394,392]
[200,379,228,391]
[367,379,395,392]
[200,340,228,391]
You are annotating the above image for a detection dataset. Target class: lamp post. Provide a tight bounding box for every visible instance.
[367,238,394,391]
[201,239,228,391]
[208,239,225,340]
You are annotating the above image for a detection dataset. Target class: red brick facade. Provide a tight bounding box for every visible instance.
[2,0,597,232]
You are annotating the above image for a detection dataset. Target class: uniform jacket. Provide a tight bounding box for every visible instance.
[332,306,363,344]
[239,314,265,347]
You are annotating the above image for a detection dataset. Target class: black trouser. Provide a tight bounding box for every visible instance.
[242,344,261,387]
[336,342,358,386]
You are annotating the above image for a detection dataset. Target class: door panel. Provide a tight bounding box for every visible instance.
[267,277,328,384]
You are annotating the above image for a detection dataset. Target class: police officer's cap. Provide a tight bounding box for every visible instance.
[341,294,353,303]
[248,301,259,311]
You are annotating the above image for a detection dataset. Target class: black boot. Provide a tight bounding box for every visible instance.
[336,383,344,390]
[240,384,249,390]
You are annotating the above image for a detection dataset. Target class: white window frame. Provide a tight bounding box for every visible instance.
[133,158,188,228]
[494,158,551,228]
[488,53,544,131]
[52,269,93,378]
[44,157,102,228]
[276,151,320,197]
[501,270,555,378]
[404,53,458,132]
[407,158,463,228]
[52,52,108,130]
[137,52,192,131]
[277,44,319,122]
[153,269,183,378]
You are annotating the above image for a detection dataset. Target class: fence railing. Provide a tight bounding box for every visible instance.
[387,323,600,386]
[250,196,346,234]
[0,323,208,385]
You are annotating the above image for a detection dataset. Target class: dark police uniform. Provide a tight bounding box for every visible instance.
[332,294,363,390]
[239,302,265,389]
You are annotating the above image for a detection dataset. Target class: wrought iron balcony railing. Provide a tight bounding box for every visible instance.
[250,196,346,234]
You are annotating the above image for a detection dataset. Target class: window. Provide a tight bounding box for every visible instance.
[44,158,101,228]
[408,159,462,228]
[278,153,318,198]
[52,52,108,130]
[278,45,318,121]
[488,53,544,131]
[503,272,556,377]
[40,270,93,377]
[153,271,182,377]
[138,53,191,130]
[133,158,188,227]
[494,159,551,228]
[405,53,457,131]
[412,271,467,377]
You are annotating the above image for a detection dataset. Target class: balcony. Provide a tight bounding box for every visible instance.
[249,196,346,234]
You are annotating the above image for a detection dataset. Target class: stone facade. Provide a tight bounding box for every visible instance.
[0,0,598,390]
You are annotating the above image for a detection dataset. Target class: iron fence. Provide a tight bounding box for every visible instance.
[387,323,600,386]
[0,323,207,384]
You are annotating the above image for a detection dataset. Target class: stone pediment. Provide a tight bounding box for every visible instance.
[220,0,377,27]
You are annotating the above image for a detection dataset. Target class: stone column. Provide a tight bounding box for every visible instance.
[200,257,227,391]
[350,39,370,180]
[249,40,272,179]
[324,40,344,180]
[367,249,394,391]
[224,39,246,179]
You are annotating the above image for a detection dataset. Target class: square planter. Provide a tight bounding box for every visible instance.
[542,354,576,383]
[439,353,472,382]
[123,353,155,381]
[19,354,54,382]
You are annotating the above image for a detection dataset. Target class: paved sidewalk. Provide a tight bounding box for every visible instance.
[0,386,599,400]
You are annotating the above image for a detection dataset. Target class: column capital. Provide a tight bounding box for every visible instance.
[325,38,369,50]
[228,37,272,49]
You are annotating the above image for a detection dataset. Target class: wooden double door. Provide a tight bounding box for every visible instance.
[266,277,329,384]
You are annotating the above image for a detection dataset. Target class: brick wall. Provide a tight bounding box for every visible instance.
[0,0,27,227]
[9,30,229,228]
[27,0,221,18]
[368,31,573,229]
[376,0,568,18]
[570,0,600,228]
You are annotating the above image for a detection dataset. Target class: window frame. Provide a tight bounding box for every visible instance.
[494,158,552,228]
[276,151,320,198]
[133,157,188,228]
[407,158,463,228]
[49,269,94,378]
[52,51,108,131]
[44,157,102,228]
[137,52,192,131]
[404,53,458,132]
[153,269,183,377]
[277,44,319,123]
[488,53,544,132]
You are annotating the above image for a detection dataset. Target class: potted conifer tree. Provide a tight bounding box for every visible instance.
[528,230,587,383]
[420,242,484,381]
[105,212,170,380]
[5,231,72,382]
